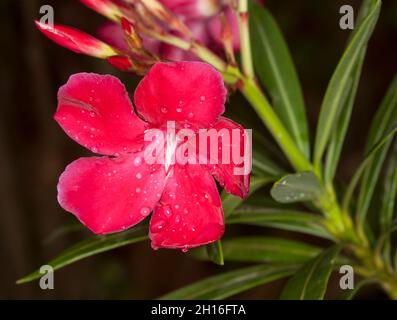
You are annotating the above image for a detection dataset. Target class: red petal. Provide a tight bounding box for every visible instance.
[55,73,147,155]
[57,153,166,234]
[35,21,117,58]
[149,164,224,250]
[134,61,226,127]
[206,117,251,198]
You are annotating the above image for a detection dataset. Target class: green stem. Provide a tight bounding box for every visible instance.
[239,77,312,172]
[238,0,254,79]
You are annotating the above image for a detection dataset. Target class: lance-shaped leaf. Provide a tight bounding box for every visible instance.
[379,141,397,264]
[356,75,397,228]
[227,207,331,239]
[280,245,342,300]
[250,4,310,158]
[325,0,375,185]
[159,264,297,300]
[35,21,118,58]
[344,124,397,213]
[192,237,323,264]
[313,0,381,166]
[271,171,323,204]
[17,226,148,284]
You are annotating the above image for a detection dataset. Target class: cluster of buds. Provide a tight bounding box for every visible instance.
[35,0,242,75]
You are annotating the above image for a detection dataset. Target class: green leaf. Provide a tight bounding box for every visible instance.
[313,0,381,166]
[270,171,323,204]
[227,207,331,239]
[194,237,323,264]
[222,175,274,217]
[343,124,397,221]
[280,245,342,300]
[324,51,365,185]
[17,226,148,284]
[159,264,297,300]
[379,141,397,264]
[250,4,310,158]
[356,75,397,227]
[380,141,397,232]
[206,240,224,266]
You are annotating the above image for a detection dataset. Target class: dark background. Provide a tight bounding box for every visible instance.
[0,0,396,299]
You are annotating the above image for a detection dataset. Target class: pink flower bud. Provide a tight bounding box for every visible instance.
[80,0,124,21]
[35,20,118,58]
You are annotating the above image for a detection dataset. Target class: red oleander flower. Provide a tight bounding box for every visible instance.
[56,61,250,250]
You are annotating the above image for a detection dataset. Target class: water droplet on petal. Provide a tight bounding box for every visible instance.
[150,220,165,233]
[136,172,142,179]
[176,108,182,113]
[134,157,142,166]
[140,207,150,216]
[161,107,168,114]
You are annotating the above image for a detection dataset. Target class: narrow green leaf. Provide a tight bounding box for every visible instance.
[195,237,323,264]
[324,51,365,185]
[222,175,274,217]
[227,207,331,239]
[17,226,148,284]
[379,141,397,264]
[206,240,224,266]
[343,124,397,220]
[270,171,323,204]
[280,245,342,300]
[356,75,397,227]
[159,264,297,300]
[250,4,310,157]
[380,141,397,231]
[314,0,381,166]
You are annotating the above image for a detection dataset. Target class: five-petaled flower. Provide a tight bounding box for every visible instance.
[56,61,250,250]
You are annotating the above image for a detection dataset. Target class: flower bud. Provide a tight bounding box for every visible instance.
[35,20,118,58]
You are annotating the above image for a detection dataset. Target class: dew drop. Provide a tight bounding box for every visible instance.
[161,107,168,114]
[140,207,150,216]
[134,157,142,167]
[176,108,182,113]
[135,187,141,193]
[188,112,194,118]
[150,220,165,233]
[136,172,142,179]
